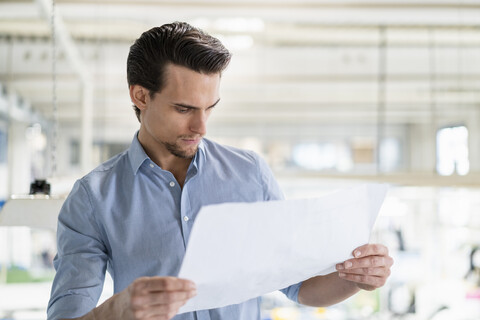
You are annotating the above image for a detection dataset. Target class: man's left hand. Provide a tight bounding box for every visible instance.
[335,243,394,291]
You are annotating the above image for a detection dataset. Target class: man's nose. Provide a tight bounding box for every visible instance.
[190,112,207,135]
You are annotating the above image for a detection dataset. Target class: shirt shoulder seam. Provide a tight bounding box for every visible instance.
[77,178,104,237]
[250,151,267,201]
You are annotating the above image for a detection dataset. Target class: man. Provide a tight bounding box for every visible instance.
[47,21,393,320]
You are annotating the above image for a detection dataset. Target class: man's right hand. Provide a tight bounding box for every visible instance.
[77,276,196,320]
[124,277,196,319]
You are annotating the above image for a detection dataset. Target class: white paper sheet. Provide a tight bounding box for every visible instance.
[177,183,388,313]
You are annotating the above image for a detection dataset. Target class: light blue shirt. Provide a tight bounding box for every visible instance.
[47,134,302,320]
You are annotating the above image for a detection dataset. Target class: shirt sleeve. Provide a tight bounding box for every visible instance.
[254,153,285,202]
[47,179,108,320]
[254,153,304,303]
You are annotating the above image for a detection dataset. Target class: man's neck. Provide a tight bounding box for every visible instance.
[163,158,191,188]
[137,132,192,188]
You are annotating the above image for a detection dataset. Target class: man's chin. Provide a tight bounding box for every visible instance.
[170,146,198,159]
[163,139,200,159]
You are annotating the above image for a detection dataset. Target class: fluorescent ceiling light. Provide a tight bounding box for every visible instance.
[214,18,265,33]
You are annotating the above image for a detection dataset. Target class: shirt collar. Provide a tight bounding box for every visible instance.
[128,132,206,175]
[197,138,206,164]
[128,132,150,175]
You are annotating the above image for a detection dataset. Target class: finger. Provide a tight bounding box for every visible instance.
[337,266,391,277]
[147,277,196,292]
[132,289,197,307]
[337,272,387,288]
[336,251,394,271]
[352,243,388,258]
[338,255,390,270]
[132,299,187,319]
[136,277,196,293]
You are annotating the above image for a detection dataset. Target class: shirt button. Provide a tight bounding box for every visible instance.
[183,216,189,222]
[149,163,154,168]
[169,181,175,187]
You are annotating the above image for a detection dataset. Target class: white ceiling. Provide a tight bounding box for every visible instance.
[1,0,479,142]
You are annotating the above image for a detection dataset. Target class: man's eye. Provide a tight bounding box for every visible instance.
[176,107,189,113]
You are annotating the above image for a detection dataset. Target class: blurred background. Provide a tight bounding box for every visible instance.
[1,0,480,319]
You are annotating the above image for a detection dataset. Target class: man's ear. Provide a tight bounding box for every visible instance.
[129,85,149,110]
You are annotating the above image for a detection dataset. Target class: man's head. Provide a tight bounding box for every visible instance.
[127,21,232,122]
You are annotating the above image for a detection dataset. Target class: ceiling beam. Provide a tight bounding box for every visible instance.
[52,0,480,10]
[4,73,480,84]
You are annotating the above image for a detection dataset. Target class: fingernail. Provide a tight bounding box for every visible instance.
[345,261,353,269]
[188,282,196,289]
[354,251,361,257]
[338,272,346,277]
[336,264,344,270]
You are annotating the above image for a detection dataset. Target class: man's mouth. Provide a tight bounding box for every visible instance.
[180,137,202,145]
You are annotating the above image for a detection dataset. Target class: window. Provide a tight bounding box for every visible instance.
[436,125,469,176]
[379,138,402,172]
[292,142,352,172]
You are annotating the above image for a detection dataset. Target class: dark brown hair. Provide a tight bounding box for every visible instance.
[127,21,232,122]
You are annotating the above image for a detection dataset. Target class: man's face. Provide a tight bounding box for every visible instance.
[140,64,221,159]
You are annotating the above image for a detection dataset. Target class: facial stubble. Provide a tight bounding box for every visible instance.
[162,141,198,159]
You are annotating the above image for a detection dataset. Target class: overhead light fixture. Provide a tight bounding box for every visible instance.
[214,18,265,33]
[216,34,254,50]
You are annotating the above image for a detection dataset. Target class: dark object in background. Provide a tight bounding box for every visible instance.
[30,179,51,195]
[465,246,480,286]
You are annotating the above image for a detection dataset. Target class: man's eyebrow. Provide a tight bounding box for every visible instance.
[173,98,221,110]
